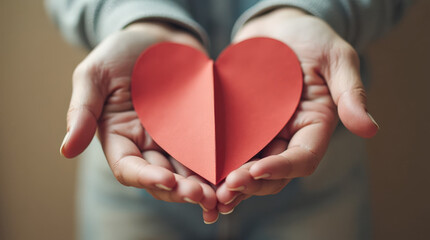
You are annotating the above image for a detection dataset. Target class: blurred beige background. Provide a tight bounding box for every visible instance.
[0,1,429,239]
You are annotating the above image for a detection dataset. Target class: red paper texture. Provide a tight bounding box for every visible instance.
[131,37,303,184]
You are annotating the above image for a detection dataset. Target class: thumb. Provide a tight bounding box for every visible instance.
[60,64,106,158]
[325,44,379,138]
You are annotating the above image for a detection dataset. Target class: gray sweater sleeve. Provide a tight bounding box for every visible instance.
[233,0,415,51]
[45,0,208,49]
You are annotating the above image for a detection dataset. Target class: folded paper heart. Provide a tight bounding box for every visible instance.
[131,37,302,184]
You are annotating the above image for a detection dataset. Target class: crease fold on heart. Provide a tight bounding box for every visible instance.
[131,37,303,184]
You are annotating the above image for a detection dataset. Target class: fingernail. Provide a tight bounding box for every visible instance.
[367,112,380,129]
[227,185,245,191]
[253,173,270,180]
[60,131,70,156]
[184,197,198,204]
[204,215,219,225]
[199,203,208,212]
[220,208,235,215]
[155,183,172,191]
[225,194,239,205]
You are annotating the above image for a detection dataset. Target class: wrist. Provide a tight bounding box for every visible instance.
[261,7,308,19]
[125,21,204,50]
[234,7,309,42]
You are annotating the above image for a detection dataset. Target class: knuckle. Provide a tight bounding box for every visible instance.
[66,105,77,120]
[292,144,321,177]
[152,193,162,201]
[72,62,105,85]
[72,62,89,83]
[112,159,129,186]
[330,41,359,70]
[283,156,294,175]
[72,62,109,99]
[65,103,99,129]
[303,163,317,176]
[352,87,367,101]
[303,157,319,176]
[115,172,128,186]
[337,42,359,65]
[271,179,288,195]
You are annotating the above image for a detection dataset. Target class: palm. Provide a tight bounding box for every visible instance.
[63,23,218,222]
[260,15,340,166]
[216,10,377,211]
[91,30,164,173]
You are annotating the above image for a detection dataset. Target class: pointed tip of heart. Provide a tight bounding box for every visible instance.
[132,38,302,186]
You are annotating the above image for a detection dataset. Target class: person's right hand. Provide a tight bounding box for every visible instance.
[59,22,218,223]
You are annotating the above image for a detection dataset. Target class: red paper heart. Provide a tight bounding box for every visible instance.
[131,37,302,184]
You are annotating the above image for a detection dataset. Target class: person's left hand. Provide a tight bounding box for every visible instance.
[216,8,379,214]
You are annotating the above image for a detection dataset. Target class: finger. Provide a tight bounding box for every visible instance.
[156,174,204,203]
[60,64,106,158]
[224,160,291,196]
[260,138,288,157]
[143,150,175,173]
[222,138,288,195]
[216,180,242,205]
[167,157,215,208]
[249,120,334,180]
[199,181,217,212]
[324,42,379,138]
[249,179,290,196]
[169,157,217,207]
[217,194,247,215]
[102,132,176,190]
[140,129,164,152]
[177,176,204,204]
[186,175,217,211]
[168,157,216,209]
[169,157,194,177]
[217,160,256,203]
[225,165,260,194]
[203,209,219,224]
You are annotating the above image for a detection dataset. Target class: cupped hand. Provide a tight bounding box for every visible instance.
[217,8,379,213]
[59,22,218,223]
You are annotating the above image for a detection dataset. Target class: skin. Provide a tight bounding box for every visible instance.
[60,7,378,224]
[216,8,379,214]
[60,22,219,223]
